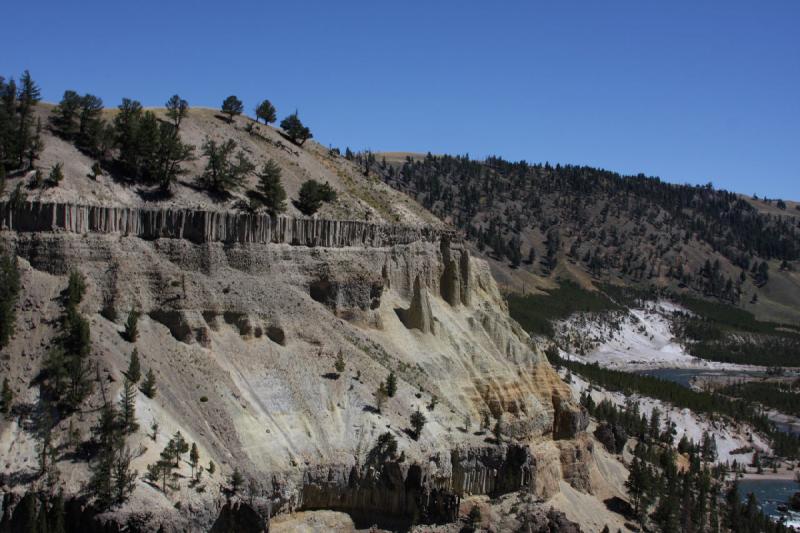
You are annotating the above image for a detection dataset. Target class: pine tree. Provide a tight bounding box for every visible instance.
[468,505,482,530]
[26,117,43,168]
[199,138,255,193]
[153,122,194,191]
[230,467,244,494]
[0,248,21,348]
[89,401,120,507]
[221,95,243,123]
[156,441,177,492]
[190,442,199,479]
[13,493,38,533]
[410,409,427,440]
[118,377,139,434]
[50,90,83,138]
[15,70,41,168]
[255,159,286,214]
[648,406,661,442]
[126,348,142,383]
[112,445,137,504]
[0,377,12,414]
[35,409,56,479]
[49,492,66,533]
[76,94,105,155]
[375,381,388,413]
[48,162,64,186]
[46,271,95,411]
[255,100,277,125]
[625,457,650,525]
[508,234,522,268]
[279,113,312,146]
[65,269,86,310]
[296,179,336,215]
[386,371,397,397]
[62,309,93,409]
[140,368,157,398]
[114,98,145,176]
[124,308,139,342]
[171,431,189,466]
[165,94,189,129]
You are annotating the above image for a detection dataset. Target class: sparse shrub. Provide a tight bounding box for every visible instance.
[200,396,208,402]
[100,298,117,321]
[334,350,345,374]
[493,419,503,443]
[427,395,438,411]
[375,381,388,413]
[90,162,103,179]
[467,505,482,529]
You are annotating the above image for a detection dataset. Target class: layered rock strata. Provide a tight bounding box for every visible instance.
[0,201,589,531]
[0,201,451,248]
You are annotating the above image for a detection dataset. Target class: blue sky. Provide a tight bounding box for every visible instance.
[4,0,799,199]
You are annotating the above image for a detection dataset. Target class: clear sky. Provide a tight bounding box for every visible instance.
[4,0,799,199]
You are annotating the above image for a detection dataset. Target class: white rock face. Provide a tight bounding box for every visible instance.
[555,300,760,371]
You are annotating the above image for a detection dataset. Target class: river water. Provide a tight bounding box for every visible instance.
[637,367,764,388]
[738,478,800,529]
[633,367,800,527]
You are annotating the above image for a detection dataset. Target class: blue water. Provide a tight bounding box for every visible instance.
[637,368,762,388]
[738,478,800,527]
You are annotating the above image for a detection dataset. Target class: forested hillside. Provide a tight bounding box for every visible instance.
[359,152,800,321]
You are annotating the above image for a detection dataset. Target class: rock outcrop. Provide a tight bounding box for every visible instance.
[398,275,435,333]
[209,502,268,533]
[0,201,451,248]
[439,237,469,306]
[552,394,589,440]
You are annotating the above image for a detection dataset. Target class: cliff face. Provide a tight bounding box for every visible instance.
[0,202,586,531]
[0,201,449,247]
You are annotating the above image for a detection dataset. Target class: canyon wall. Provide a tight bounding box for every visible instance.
[0,201,589,531]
